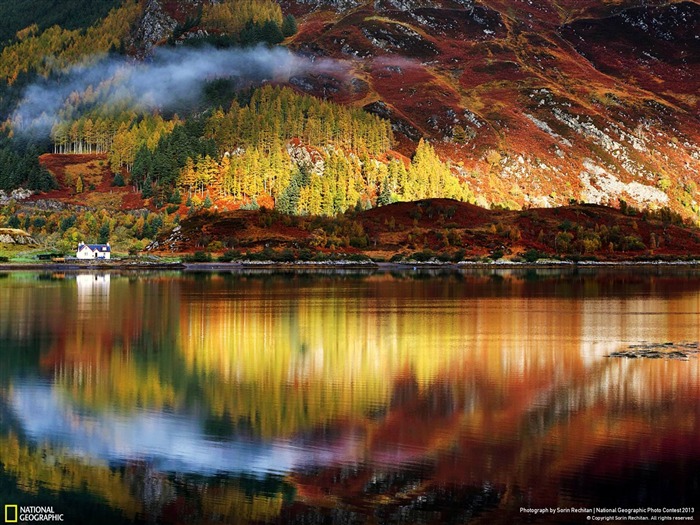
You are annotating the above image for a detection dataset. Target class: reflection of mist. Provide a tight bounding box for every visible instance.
[8,381,364,477]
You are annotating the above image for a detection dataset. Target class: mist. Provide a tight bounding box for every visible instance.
[10,45,344,136]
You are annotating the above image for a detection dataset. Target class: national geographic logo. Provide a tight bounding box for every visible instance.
[4,506,63,522]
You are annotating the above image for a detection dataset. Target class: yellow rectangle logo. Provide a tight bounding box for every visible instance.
[5,505,18,523]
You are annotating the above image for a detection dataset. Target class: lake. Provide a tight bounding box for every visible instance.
[0,269,698,524]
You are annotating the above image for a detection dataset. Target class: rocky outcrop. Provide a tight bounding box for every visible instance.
[292,0,364,11]
[20,200,89,212]
[286,140,326,175]
[147,225,182,252]
[0,188,32,205]
[0,228,38,245]
[130,0,179,55]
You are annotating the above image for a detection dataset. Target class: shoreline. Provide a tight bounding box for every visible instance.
[2,259,700,272]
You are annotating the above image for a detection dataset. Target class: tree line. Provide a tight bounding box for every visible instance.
[205,85,393,156]
[170,0,297,48]
[178,139,471,215]
[1,201,175,254]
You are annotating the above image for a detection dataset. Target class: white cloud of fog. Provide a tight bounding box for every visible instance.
[10,45,344,136]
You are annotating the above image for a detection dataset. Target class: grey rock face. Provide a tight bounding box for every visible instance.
[131,0,179,55]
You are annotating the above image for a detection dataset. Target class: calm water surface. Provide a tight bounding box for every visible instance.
[0,269,699,524]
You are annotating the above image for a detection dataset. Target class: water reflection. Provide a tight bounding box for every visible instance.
[0,270,699,523]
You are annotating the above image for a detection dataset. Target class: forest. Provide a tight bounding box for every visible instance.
[0,0,123,45]
[47,83,470,215]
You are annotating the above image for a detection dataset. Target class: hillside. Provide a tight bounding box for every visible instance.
[150,199,700,262]
[278,0,700,217]
[1,0,699,252]
[35,154,147,210]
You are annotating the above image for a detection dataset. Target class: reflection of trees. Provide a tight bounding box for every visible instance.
[283,355,700,521]
[503,357,700,507]
[0,433,142,520]
[0,432,290,524]
[2,271,700,522]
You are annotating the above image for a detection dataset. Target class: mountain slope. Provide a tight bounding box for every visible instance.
[2,0,699,227]
[280,0,700,217]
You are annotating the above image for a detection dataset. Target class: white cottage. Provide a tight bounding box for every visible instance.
[76,242,111,260]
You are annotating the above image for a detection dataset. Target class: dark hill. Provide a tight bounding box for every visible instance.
[151,199,700,262]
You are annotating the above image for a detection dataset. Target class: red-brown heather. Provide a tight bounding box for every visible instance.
[279,0,699,217]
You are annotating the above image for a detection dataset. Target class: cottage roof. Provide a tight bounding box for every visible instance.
[79,243,111,252]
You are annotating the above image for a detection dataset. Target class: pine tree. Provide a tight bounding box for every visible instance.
[378,180,394,206]
[281,14,297,37]
[452,125,467,144]
[98,221,110,243]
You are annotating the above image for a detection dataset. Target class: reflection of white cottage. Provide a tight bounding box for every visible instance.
[76,274,111,298]
[76,242,111,260]
[76,274,110,310]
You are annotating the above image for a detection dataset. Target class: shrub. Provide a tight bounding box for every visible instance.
[555,232,574,253]
[346,253,371,262]
[240,198,260,211]
[558,219,574,231]
[349,235,369,249]
[522,249,546,262]
[297,248,314,261]
[657,177,672,191]
[128,242,144,256]
[411,250,435,262]
[277,249,295,262]
[621,236,646,251]
[185,251,212,262]
[218,250,242,262]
